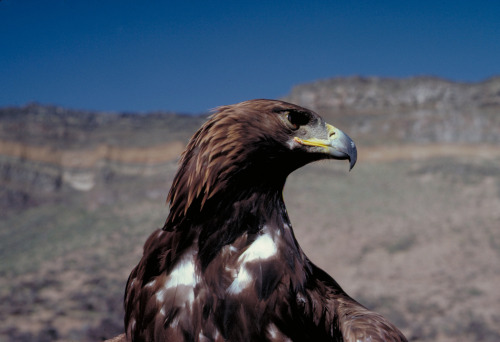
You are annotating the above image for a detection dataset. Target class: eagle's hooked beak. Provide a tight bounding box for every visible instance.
[294,124,357,170]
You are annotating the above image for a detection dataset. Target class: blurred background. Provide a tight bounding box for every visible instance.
[1,1,499,341]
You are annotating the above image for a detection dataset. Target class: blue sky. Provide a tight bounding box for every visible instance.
[1,1,499,113]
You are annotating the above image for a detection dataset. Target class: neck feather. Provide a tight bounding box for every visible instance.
[169,177,291,268]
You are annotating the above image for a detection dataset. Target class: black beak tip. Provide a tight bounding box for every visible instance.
[348,141,357,171]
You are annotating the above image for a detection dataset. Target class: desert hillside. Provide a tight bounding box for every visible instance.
[1,76,499,341]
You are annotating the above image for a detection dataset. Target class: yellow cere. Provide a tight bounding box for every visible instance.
[326,124,339,139]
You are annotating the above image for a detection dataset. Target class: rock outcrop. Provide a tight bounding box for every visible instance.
[2,76,499,210]
[0,104,205,209]
[283,76,500,144]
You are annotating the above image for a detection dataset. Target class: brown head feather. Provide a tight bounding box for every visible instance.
[165,99,304,227]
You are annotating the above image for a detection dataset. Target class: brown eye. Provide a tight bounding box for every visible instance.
[287,110,310,130]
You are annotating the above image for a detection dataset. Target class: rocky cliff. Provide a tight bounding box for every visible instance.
[0,104,206,210]
[283,76,500,144]
[1,76,499,210]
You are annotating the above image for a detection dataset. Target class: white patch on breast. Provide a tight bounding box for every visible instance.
[156,248,199,305]
[130,319,136,333]
[198,329,221,341]
[165,249,198,289]
[267,323,292,341]
[144,279,156,288]
[221,244,239,257]
[214,329,221,340]
[170,316,180,328]
[239,232,277,263]
[227,267,253,294]
[227,227,278,294]
[155,288,166,303]
[268,323,279,339]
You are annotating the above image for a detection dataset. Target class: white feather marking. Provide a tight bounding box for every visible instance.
[238,231,277,263]
[155,288,166,302]
[214,329,221,339]
[170,316,180,328]
[227,228,278,294]
[221,244,238,257]
[165,251,198,289]
[156,248,199,305]
[268,323,279,339]
[296,292,306,304]
[227,267,253,294]
[267,323,291,341]
[144,279,156,288]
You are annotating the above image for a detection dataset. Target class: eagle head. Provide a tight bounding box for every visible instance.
[167,99,357,224]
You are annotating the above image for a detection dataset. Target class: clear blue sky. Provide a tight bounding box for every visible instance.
[1,1,499,113]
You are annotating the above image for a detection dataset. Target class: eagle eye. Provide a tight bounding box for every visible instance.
[287,110,310,130]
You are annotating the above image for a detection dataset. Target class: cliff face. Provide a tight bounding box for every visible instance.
[283,76,500,144]
[0,104,206,210]
[2,77,500,210]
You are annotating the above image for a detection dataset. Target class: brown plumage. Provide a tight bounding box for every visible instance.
[123,99,407,341]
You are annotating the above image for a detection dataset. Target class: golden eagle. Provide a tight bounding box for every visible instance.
[123,100,407,341]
